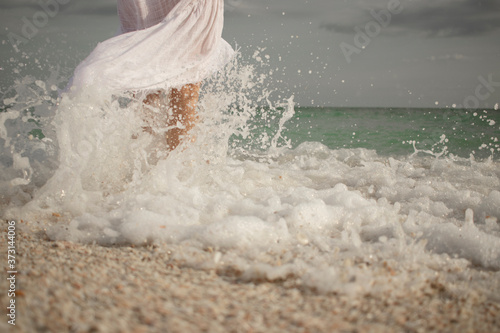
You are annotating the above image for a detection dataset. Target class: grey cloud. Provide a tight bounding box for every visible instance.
[319,23,354,35]
[66,5,118,17]
[224,0,326,19]
[0,0,41,11]
[0,0,117,16]
[321,0,500,38]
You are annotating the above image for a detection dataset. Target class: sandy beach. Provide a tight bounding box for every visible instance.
[2,220,500,333]
[1,1,499,332]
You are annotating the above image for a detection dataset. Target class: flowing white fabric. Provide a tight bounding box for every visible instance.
[69,0,234,93]
[118,0,180,33]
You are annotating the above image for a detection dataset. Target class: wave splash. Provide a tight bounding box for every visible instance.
[1,53,500,296]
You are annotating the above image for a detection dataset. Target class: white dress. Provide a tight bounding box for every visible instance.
[69,0,234,93]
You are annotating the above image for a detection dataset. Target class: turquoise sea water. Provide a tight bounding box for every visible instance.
[2,102,499,160]
[297,107,499,159]
[237,106,500,160]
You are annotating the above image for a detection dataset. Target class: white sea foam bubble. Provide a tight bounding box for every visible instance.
[1,55,500,297]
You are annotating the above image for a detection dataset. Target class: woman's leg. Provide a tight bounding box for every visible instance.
[142,83,200,151]
[166,83,200,150]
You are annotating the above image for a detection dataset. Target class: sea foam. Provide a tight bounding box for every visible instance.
[1,54,500,297]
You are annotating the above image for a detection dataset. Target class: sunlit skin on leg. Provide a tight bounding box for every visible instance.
[142,83,200,151]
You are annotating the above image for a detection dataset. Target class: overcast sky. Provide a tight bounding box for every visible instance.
[1,0,499,108]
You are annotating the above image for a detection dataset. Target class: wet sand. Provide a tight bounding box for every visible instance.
[2,222,500,333]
